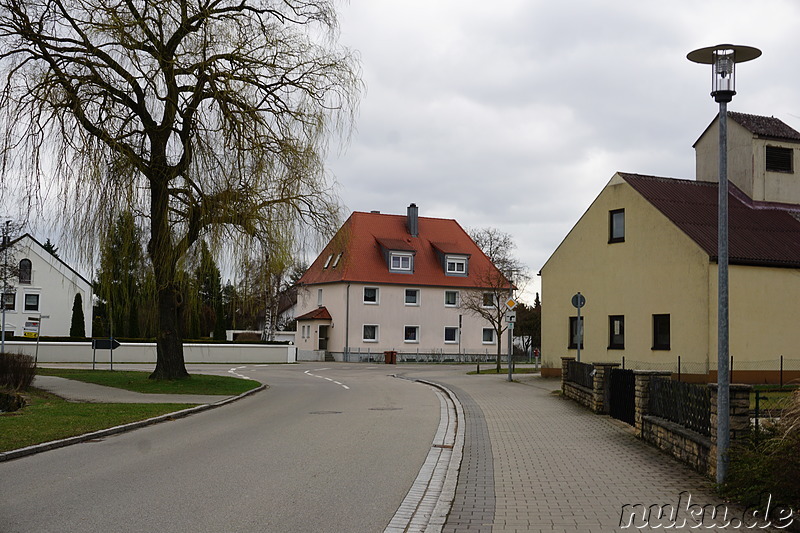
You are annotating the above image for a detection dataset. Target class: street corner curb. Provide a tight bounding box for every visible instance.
[386,377,465,533]
[0,383,268,463]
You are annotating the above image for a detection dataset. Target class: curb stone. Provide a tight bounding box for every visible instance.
[0,383,267,463]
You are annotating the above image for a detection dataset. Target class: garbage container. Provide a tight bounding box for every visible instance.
[384,350,397,364]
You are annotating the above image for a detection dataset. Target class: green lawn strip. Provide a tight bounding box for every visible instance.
[0,388,194,452]
[36,368,259,395]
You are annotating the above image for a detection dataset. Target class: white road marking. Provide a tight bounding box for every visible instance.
[228,366,252,380]
[303,369,348,390]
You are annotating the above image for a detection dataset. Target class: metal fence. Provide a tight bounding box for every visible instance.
[752,388,798,431]
[649,377,711,437]
[565,360,594,389]
[622,355,800,384]
[334,349,502,363]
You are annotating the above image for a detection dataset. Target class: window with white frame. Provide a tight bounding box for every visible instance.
[3,292,15,311]
[317,288,323,306]
[390,252,413,273]
[331,253,343,268]
[482,327,495,344]
[482,292,496,308]
[444,290,458,307]
[18,259,31,284]
[24,294,39,312]
[363,324,379,342]
[405,288,420,306]
[404,325,420,343]
[363,287,379,304]
[323,254,333,268]
[444,326,458,344]
[445,255,467,275]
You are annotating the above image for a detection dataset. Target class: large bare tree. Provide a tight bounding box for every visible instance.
[0,0,361,378]
[462,227,528,372]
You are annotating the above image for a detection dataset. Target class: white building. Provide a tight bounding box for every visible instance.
[295,204,510,361]
[1,234,92,338]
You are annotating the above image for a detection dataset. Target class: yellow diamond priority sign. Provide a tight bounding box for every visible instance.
[505,297,517,310]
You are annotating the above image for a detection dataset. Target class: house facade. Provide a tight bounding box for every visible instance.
[1,234,93,338]
[296,205,511,361]
[540,112,800,383]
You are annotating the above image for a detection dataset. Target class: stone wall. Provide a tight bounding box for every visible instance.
[560,357,619,414]
[562,357,753,478]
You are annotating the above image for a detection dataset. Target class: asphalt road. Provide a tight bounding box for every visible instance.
[0,364,440,533]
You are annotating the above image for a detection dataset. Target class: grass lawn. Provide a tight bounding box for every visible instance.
[36,368,260,396]
[0,388,194,452]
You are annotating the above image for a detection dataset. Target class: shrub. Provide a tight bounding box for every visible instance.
[724,389,800,529]
[0,352,37,391]
[0,390,26,412]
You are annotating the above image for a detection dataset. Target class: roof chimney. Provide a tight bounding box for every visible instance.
[407,203,419,237]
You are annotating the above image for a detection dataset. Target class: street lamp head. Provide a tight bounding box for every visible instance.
[687,44,761,103]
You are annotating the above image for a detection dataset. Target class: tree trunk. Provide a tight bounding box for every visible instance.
[496,333,502,373]
[148,170,189,380]
[149,281,189,380]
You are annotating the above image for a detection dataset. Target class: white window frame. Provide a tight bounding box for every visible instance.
[482,327,495,344]
[3,291,15,311]
[363,286,379,304]
[444,326,459,344]
[317,288,323,306]
[332,253,343,268]
[24,293,40,312]
[404,325,420,343]
[390,252,413,272]
[445,255,468,275]
[482,292,496,308]
[363,324,379,342]
[323,254,333,268]
[444,290,459,307]
[404,288,420,306]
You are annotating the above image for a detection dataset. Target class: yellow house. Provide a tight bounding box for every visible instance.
[540,112,800,383]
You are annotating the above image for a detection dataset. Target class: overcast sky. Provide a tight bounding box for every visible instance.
[324,0,800,302]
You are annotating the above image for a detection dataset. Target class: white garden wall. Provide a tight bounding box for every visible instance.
[5,341,296,364]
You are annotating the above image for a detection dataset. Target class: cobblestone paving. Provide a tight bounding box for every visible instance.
[441,383,494,533]
[401,368,783,533]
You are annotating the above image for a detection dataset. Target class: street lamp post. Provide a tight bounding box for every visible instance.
[688,44,761,485]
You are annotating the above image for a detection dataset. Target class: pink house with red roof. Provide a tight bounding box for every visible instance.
[541,112,800,383]
[295,204,510,361]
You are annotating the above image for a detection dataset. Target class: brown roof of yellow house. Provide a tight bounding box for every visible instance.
[620,173,800,268]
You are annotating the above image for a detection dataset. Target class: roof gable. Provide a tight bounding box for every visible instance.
[299,211,507,288]
[620,173,800,268]
[7,233,92,287]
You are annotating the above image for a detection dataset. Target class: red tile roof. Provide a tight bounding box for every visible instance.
[620,173,800,268]
[299,211,508,288]
[296,307,332,321]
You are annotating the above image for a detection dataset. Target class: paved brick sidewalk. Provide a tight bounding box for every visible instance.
[401,368,777,533]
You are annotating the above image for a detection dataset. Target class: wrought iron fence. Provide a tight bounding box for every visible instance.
[566,360,594,389]
[649,377,711,437]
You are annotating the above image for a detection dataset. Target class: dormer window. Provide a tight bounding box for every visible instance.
[445,255,468,276]
[390,252,413,273]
